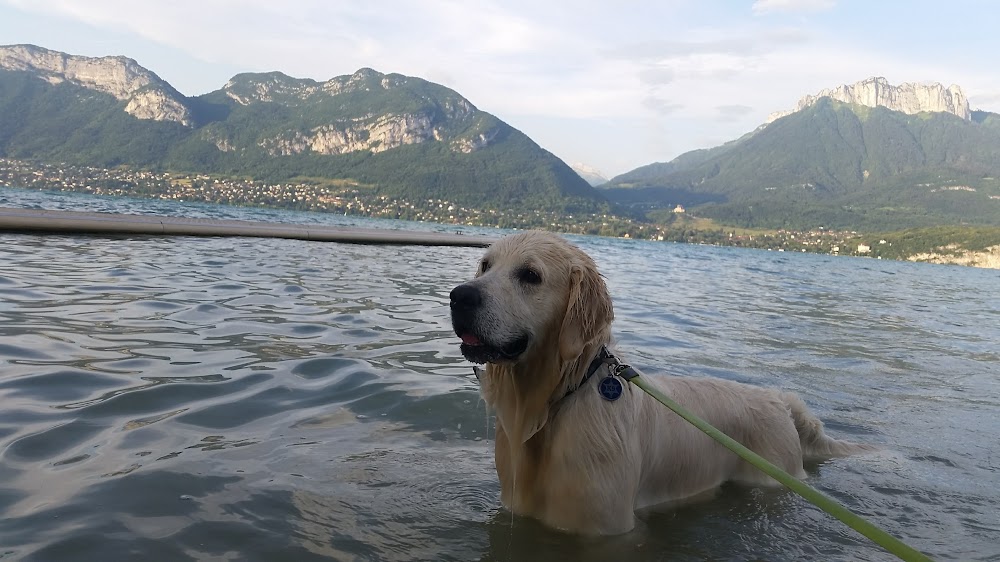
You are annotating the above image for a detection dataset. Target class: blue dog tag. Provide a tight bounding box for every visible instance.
[598,376,623,401]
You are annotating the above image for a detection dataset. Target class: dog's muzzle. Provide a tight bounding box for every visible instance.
[449,283,528,364]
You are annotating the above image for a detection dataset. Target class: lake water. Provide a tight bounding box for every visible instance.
[1,187,998,561]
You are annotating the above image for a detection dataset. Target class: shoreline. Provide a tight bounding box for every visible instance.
[1,199,997,269]
[0,207,498,247]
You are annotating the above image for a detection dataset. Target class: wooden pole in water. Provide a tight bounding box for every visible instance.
[0,207,497,247]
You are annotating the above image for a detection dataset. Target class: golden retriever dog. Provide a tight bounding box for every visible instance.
[449,230,872,535]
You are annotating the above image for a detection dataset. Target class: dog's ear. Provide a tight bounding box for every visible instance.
[558,261,613,363]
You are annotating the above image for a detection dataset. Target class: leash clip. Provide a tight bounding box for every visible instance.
[601,348,638,382]
[597,349,636,401]
[613,363,639,381]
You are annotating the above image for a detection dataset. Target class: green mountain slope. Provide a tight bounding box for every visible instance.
[0,71,190,166]
[604,98,1000,230]
[0,45,606,214]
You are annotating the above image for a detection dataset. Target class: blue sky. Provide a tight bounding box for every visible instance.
[2,0,997,177]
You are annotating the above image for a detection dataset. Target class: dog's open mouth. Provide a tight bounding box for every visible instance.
[457,332,529,364]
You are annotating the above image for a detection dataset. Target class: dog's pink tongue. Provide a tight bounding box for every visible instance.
[460,333,482,345]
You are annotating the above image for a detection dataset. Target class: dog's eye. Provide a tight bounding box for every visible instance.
[517,267,542,285]
[480,259,491,273]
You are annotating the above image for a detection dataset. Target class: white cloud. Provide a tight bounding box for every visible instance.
[607,28,810,60]
[969,93,1000,110]
[638,67,676,86]
[716,105,755,122]
[752,0,836,14]
[642,96,684,116]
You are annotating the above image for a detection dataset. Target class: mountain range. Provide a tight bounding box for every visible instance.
[2,44,998,233]
[603,77,1000,231]
[0,44,606,214]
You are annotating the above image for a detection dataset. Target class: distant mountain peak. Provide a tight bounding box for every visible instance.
[222,67,422,106]
[0,43,193,126]
[570,163,609,186]
[605,77,1000,231]
[767,76,970,123]
[352,67,381,79]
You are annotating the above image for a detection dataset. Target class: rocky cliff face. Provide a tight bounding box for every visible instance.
[260,113,442,156]
[907,244,1000,269]
[255,111,502,157]
[221,69,429,106]
[767,76,970,123]
[221,68,499,156]
[0,44,192,126]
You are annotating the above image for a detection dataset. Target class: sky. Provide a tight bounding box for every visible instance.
[2,0,998,178]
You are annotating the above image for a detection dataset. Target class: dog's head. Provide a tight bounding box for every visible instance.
[450,231,613,366]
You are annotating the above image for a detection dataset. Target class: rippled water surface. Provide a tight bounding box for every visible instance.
[1,189,998,561]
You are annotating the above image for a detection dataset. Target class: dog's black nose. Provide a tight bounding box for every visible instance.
[450,284,482,311]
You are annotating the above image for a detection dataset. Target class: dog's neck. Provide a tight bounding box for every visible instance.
[480,334,610,445]
[479,334,610,515]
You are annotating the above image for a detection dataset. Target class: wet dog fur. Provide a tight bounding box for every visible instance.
[450,230,872,535]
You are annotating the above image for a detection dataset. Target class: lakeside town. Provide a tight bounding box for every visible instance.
[0,157,894,257]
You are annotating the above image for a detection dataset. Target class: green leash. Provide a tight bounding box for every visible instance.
[627,373,934,562]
